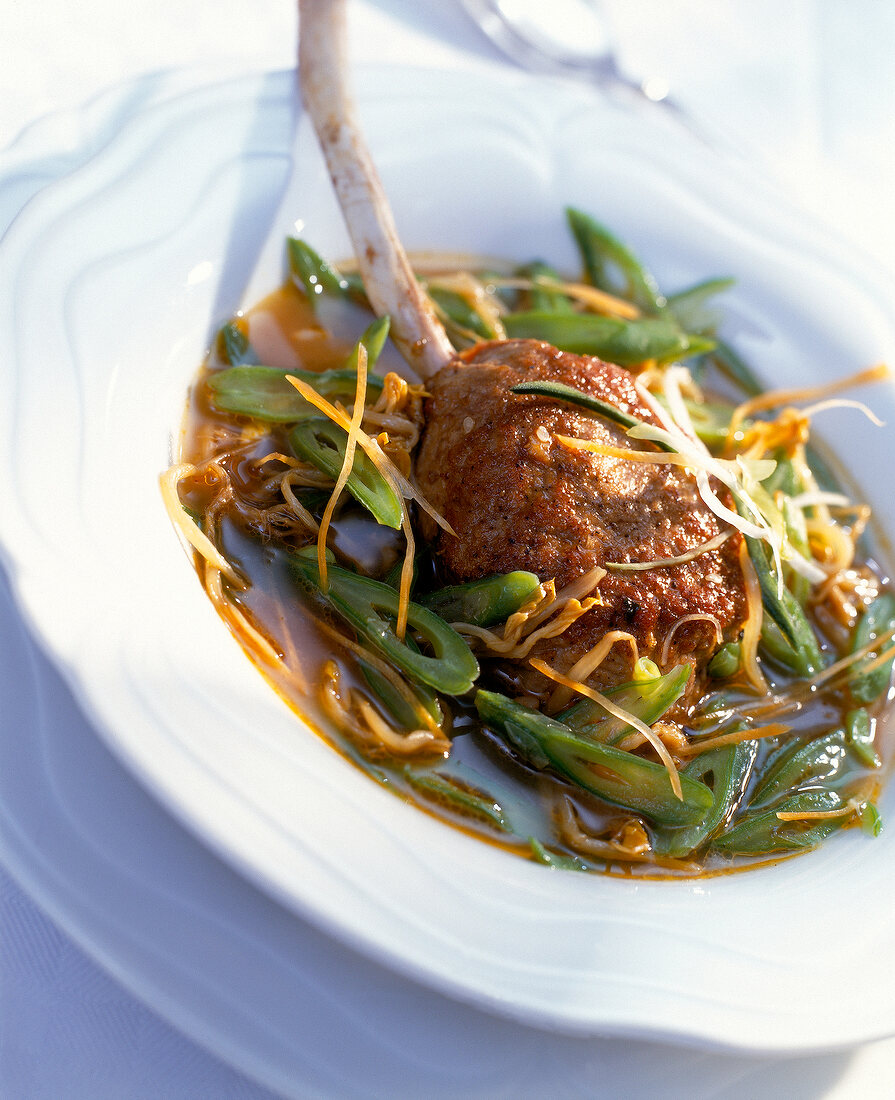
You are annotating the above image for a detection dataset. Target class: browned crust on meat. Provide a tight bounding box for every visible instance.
[415,340,746,689]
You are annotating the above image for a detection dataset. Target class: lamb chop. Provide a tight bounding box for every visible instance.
[297,0,746,693]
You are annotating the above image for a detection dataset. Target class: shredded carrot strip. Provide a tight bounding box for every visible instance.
[555,435,692,466]
[547,630,639,711]
[529,657,683,800]
[775,800,860,823]
[159,464,245,588]
[204,563,281,666]
[853,637,895,678]
[808,627,895,689]
[286,375,453,534]
[727,363,889,443]
[738,538,770,694]
[679,722,790,756]
[397,510,414,641]
[315,345,368,590]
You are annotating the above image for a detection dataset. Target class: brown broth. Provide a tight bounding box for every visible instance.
[174,278,894,878]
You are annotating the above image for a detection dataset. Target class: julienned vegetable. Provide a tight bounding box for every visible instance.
[291,549,479,696]
[289,417,403,529]
[166,206,892,877]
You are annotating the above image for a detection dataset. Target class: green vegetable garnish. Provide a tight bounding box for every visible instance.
[849,593,895,704]
[289,417,402,529]
[417,572,541,628]
[292,551,479,696]
[475,690,713,827]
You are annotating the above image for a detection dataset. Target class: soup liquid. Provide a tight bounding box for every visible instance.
[177,279,890,877]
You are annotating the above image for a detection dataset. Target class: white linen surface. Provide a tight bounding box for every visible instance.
[1,1,893,1096]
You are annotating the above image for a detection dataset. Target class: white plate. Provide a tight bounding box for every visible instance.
[1,64,894,1053]
[5,523,885,1098]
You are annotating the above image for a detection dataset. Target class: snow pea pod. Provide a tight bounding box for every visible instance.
[565,207,666,314]
[680,399,739,449]
[529,838,591,872]
[216,318,255,365]
[665,277,735,335]
[429,286,497,340]
[748,728,851,809]
[708,642,741,679]
[417,571,541,628]
[292,551,479,696]
[849,593,895,704]
[741,518,823,673]
[289,417,402,528]
[712,788,848,856]
[653,740,757,857]
[517,260,576,313]
[208,365,384,422]
[404,768,511,832]
[475,690,714,827]
[845,707,879,769]
[288,237,349,303]
[356,657,443,731]
[207,316,390,422]
[558,662,691,744]
[503,311,714,366]
[780,495,811,604]
[762,453,800,497]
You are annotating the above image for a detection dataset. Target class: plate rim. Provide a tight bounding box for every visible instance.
[2,62,895,1053]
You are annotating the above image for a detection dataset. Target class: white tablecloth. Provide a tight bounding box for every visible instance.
[2,2,894,1095]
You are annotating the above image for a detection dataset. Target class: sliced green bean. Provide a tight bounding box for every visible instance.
[417,572,541,628]
[404,767,511,831]
[741,520,823,673]
[654,740,757,857]
[849,593,895,704]
[475,690,713,827]
[429,286,497,340]
[712,788,849,856]
[216,318,255,365]
[208,365,384,422]
[503,311,714,365]
[665,277,735,335]
[292,551,479,695]
[749,729,851,808]
[209,316,390,422]
[518,261,576,313]
[565,207,666,314]
[558,662,691,744]
[289,417,402,528]
[845,707,879,769]
[529,837,591,871]
[287,237,349,304]
[357,657,443,731]
[861,802,883,837]
[708,642,741,679]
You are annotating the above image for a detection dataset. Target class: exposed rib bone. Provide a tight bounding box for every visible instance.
[298,0,455,379]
